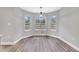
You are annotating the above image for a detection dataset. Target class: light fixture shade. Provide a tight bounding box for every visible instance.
[21,7,62,13]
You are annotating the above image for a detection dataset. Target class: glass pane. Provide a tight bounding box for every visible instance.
[24,16,31,30]
[36,16,45,29]
[51,18,56,24]
[50,16,56,29]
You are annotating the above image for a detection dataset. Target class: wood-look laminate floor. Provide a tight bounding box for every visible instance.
[0,36,78,52]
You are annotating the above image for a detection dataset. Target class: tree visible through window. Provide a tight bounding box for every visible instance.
[36,15,45,29]
[50,16,56,29]
[24,16,31,30]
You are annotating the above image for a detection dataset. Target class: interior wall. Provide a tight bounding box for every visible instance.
[59,7,79,48]
[22,10,35,36]
[22,10,59,36]
[46,11,60,36]
[0,7,23,43]
[0,7,61,43]
[1,7,79,49]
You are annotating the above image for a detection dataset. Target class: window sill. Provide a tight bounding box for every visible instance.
[24,30,31,31]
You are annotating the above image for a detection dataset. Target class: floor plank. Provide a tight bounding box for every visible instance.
[0,36,78,52]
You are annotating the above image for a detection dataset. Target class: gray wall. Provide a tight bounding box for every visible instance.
[22,10,59,36]
[0,7,79,49]
[0,7,23,43]
[59,7,79,47]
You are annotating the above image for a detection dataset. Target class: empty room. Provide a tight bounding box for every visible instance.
[0,7,79,52]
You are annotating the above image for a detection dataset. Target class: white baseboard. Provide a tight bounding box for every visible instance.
[0,34,79,51]
[0,35,33,45]
[49,35,79,51]
[0,42,15,45]
[13,35,32,44]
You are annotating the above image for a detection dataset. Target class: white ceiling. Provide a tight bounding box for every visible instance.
[21,7,62,13]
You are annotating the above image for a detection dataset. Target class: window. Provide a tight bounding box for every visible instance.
[50,16,56,29]
[24,16,31,30]
[36,15,45,29]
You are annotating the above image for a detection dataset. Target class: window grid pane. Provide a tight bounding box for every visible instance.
[25,16,31,30]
